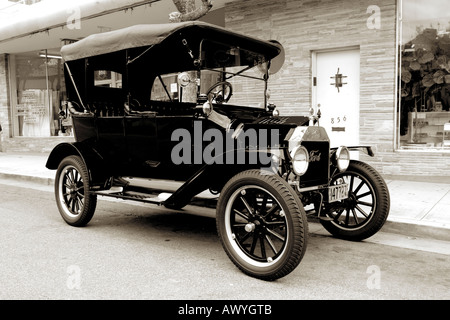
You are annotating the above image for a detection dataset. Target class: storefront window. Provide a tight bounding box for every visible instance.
[12,49,68,137]
[398,0,450,150]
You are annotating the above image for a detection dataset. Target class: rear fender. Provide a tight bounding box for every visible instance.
[46,142,109,186]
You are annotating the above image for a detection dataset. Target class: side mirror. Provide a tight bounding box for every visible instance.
[267,40,285,75]
[256,40,285,76]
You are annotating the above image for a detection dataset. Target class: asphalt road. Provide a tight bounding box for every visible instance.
[1,178,449,301]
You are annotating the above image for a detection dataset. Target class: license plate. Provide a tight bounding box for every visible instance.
[328,184,349,203]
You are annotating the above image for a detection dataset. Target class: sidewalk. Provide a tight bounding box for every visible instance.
[1,151,449,241]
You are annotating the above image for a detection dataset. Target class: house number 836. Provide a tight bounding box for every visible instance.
[331,116,347,124]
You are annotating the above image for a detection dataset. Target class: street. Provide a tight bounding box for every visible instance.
[0,178,449,301]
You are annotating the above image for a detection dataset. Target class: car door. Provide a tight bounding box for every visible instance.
[124,114,158,173]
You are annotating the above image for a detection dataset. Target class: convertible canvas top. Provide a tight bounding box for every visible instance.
[61,21,281,62]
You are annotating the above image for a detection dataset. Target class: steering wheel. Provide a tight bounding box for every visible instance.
[206,81,233,104]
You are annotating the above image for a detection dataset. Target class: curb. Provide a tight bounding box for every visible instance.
[307,214,450,243]
[0,172,54,186]
[381,219,450,242]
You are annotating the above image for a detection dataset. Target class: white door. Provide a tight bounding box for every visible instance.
[313,48,360,152]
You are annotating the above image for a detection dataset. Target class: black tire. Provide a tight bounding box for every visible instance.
[55,155,97,227]
[216,170,308,280]
[321,160,390,241]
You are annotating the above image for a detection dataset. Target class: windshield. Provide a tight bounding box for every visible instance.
[145,37,278,107]
[203,66,266,107]
[150,65,267,108]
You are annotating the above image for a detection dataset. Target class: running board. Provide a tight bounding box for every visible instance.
[91,185,218,208]
[92,187,171,205]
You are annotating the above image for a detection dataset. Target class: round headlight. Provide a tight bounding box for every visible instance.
[336,146,350,172]
[272,108,280,117]
[291,145,309,176]
[202,101,212,116]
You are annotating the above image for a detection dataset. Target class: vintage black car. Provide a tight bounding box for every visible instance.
[46,21,390,280]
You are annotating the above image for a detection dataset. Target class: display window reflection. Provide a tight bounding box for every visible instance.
[398,0,450,150]
[12,50,69,137]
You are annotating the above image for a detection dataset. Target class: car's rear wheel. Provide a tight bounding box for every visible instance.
[216,170,308,280]
[321,160,390,241]
[55,155,97,227]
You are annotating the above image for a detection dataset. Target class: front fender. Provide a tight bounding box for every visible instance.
[164,149,279,209]
[330,145,374,157]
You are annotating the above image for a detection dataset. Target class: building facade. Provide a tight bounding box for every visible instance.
[0,0,449,179]
[223,0,450,179]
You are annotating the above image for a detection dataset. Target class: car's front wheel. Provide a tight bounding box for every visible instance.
[55,155,97,227]
[321,160,390,241]
[216,170,308,280]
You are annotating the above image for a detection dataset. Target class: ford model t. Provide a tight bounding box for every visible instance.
[46,21,390,280]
